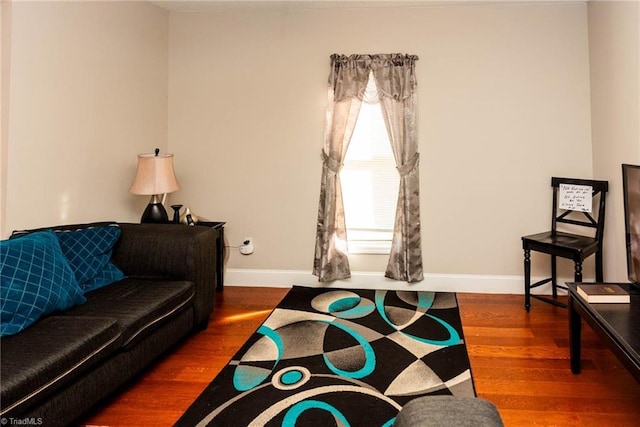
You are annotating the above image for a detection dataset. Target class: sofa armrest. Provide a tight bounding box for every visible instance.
[112,223,217,326]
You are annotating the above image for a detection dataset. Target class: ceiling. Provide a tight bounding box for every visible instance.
[149,0,586,12]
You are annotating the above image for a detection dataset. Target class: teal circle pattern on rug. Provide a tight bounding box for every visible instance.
[233,324,284,392]
[319,319,376,379]
[282,399,350,426]
[282,370,303,385]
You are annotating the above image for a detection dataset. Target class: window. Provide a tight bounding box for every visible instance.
[341,74,399,254]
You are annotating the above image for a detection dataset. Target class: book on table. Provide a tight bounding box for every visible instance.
[576,284,630,303]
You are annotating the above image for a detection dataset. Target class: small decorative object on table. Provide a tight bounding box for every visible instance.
[171,204,183,224]
[577,284,630,303]
[180,207,199,226]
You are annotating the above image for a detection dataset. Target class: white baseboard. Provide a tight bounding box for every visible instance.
[224,268,572,295]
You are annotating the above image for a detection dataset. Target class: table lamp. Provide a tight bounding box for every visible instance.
[129,148,179,223]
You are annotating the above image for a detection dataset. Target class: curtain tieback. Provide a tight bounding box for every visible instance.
[397,152,420,177]
[322,150,343,174]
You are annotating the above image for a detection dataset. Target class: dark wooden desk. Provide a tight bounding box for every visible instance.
[196,221,226,292]
[567,282,640,383]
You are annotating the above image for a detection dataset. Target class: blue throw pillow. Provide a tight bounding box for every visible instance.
[54,225,125,292]
[0,231,86,336]
[81,258,125,293]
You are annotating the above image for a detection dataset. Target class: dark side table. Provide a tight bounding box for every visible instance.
[567,282,640,383]
[196,221,226,292]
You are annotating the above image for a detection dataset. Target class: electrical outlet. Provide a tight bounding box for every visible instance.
[240,237,254,255]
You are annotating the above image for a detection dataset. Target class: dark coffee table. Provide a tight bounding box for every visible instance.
[567,282,640,383]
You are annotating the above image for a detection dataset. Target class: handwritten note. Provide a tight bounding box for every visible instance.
[559,184,592,212]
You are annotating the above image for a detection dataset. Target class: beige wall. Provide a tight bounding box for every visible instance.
[1,1,11,235]
[589,0,640,282]
[1,0,168,236]
[7,1,636,289]
[168,1,593,279]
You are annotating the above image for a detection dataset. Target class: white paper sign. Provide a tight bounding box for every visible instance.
[559,184,592,212]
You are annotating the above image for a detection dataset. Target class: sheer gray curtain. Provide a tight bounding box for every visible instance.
[313,53,423,283]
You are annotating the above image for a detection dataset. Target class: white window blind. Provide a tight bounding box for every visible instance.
[341,74,399,254]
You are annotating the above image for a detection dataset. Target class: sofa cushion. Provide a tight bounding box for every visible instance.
[0,316,121,417]
[54,224,125,292]
[0,231,86,337]
[62,278,195,349]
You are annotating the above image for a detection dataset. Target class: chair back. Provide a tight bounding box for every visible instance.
[550,177,608,241]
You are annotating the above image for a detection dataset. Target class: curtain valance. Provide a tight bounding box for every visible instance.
[329,53,419,102]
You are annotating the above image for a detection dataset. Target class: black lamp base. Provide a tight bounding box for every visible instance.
[141,202,169,223]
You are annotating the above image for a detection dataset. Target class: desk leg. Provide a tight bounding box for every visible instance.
[524,249,531,312]
[569,295,582,374]
[216,227,225,292]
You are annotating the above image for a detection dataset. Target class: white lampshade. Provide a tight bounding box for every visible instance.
[129,152,179,196]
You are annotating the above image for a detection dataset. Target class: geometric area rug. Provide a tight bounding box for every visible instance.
[175,286,476,426]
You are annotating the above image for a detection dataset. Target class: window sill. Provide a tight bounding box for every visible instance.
[347,241,391,255]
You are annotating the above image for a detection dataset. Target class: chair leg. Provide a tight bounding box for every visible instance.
[574,261,583,282]
[595,250,604,282]
[524,249,531,312]
[551,255,557,298]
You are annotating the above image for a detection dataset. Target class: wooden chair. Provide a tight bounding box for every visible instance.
[522,177,608,311]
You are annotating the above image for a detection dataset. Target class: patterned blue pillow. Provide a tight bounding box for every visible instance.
[0,231,86,336]
[81,258,125,293]
[54,225,125,292]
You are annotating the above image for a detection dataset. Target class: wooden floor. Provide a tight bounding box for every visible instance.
[80,286,640,426]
